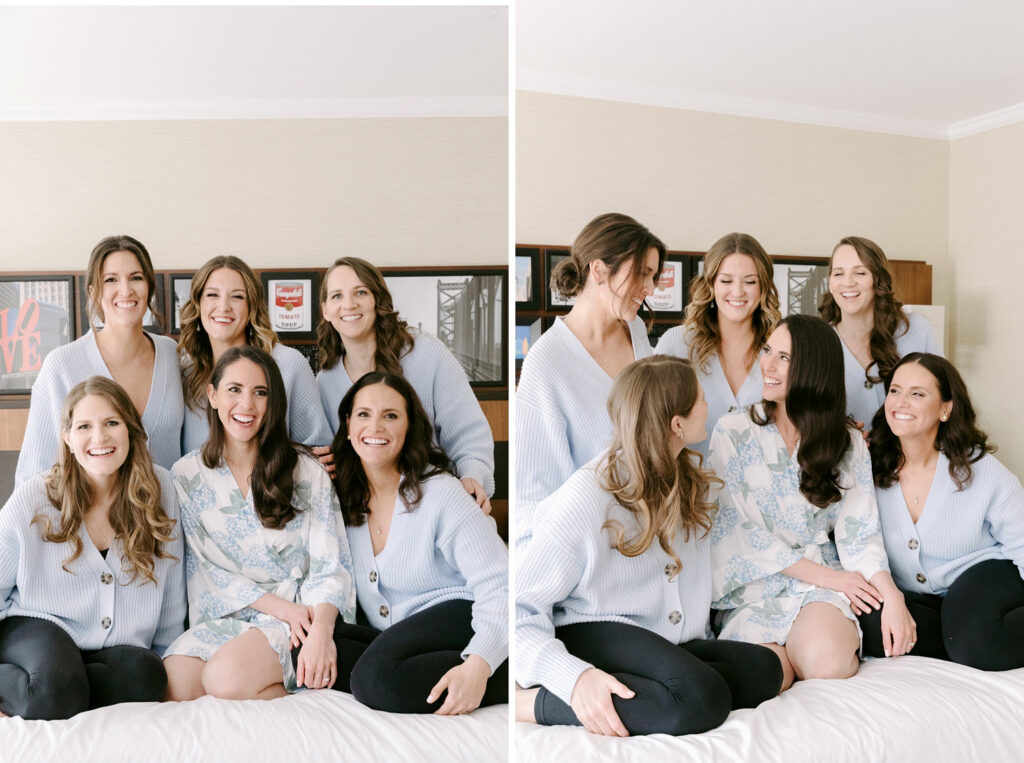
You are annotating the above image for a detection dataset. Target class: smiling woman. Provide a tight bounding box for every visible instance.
[15,236,185,484]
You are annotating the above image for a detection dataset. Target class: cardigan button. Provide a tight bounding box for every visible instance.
[379,604,390,618]
[908,539,919,550]
[664,563,675,577]
[916,573,927,584]
[668,611,681,625]
[101,617,112,629]
[369,570,378,583]
[728,406,737,412]
[101,572,113,584]
[864,380,874,389]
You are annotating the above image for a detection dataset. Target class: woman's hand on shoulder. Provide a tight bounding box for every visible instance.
[429,654,491,714]
[460,477,492,515]
[569,667,634,737]
[312,445,336,479]
[295,620,338,689]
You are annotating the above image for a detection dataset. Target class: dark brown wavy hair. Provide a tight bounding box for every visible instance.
[316,257,415,373]
[178,256,278,411]
[551,213,666,328]
[202,346,304,530]
[683,233,781,373]
[869,353,995,491]
[599,355,721,577]
[85,235,163,333]
[819,236,909,385]
[753,314,852,508]
[34,377,177,584]
[330,371,452,527]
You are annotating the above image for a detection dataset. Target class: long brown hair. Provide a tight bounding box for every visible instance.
[819,236,909,385]
[178,256,278,410]
[683,233,780,372]
[551,213,666,328]
[34,377,176,584]
[753,315,851,508]
[599,355,719,577]
[202,346,303,530]
[85,235,163,333]
[330,372,452,527]
[316,257,415,374]
[869,353,996,491]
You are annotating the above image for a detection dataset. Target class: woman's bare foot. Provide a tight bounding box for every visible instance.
[515,686,540,723]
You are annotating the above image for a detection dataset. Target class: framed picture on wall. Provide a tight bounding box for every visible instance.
[259,270,320,341]
[544,251,576,311]
[515,314,545,371]
[515,248,541,311]
[76,273,166,337]
[0,274,75,394]
[647,254,688,318]
[382,267,506,388]
[772,257,829,317]
[168,273,195,336]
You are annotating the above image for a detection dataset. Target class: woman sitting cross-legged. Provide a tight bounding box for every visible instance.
[709,314,914,692]
[0,376,185,719]
[861,352,1024,670]
[163,345,356,701]
[318,371,508,714]
[516,355,782,737]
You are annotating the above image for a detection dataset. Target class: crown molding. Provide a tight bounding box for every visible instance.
[0,96,508,122]
[518,69,952,140]
[948,101,1024,140]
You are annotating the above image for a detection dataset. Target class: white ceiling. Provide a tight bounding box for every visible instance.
[517,0,1024,139]
[0,6,508,120]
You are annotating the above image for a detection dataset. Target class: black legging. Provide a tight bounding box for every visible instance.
[0,616,167,720]
[292,598,508,713]
[533,620,783,736]
[859,558,1024,671]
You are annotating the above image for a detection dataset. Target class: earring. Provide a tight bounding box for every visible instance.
[676,429,685,442]
[940,414,949,421]
[710,299,716,309]
[69,447,74,454]
[597,279,605,286]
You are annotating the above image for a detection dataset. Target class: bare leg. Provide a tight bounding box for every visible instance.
[758,642,795,693]
[516,686,540,723]
[785,602,860,681]
[164,655,206,701]
[201,629,287,700]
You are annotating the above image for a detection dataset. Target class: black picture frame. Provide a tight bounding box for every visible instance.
[647,253,689,319]
[514,247,541,311]
[259,270,321,342]
[543,250,575,312]
[76,273,166,337]
[0,274,75,394]
[382,266,507,388]
[167,273,195,336]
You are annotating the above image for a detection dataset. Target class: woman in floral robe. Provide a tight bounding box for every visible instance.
[708,315,913,692]
[163,346,355,700]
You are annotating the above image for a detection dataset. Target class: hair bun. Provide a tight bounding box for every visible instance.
[551,256,583,298]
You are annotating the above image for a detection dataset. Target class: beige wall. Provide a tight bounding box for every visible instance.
[517,91,952,301]
[518,91,1022,474]
[950,123,1024,473]
[0,117,507,270]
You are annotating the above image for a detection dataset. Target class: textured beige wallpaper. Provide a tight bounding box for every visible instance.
[950,123,1024,473]
[517,91,951,301]
[0,117,507,269]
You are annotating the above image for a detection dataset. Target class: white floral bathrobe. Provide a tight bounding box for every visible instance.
[708,407,890,646]
[163,451,356,691]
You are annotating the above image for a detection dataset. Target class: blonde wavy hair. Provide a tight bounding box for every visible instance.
[33,377,177,584]
[599,355,721,576]
[683,233,780,373]
[178,256,278,410]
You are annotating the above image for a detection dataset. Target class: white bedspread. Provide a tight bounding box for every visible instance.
[517,657,1024,762]
[0,691,507,762]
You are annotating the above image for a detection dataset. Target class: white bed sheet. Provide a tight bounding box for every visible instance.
[0,691,507,762]
[517,657,1024,762]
